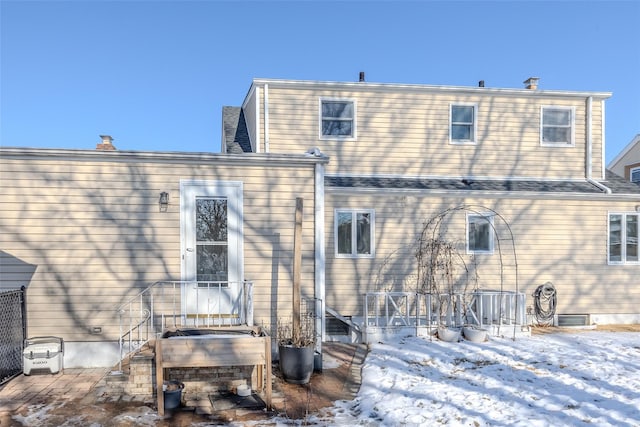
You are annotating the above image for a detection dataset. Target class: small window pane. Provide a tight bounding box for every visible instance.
[196,198,227,242]
[543,127,570,143]
[322,101,353,118]
[452,106,473,123]
[631,168,640,183]
[543,109,570,126]
[356,212,371,255]
[322,120,353,136]
[197,245,228,282]
[626,215,639,262]
[452,124,472,140]
[469,215,492,252]
[609,214,622,262]
[337,212,352,254]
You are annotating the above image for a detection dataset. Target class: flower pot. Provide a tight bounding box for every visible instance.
[279,343,314,384]
[163,380,184,410]
[462,326,488,343]
[437,326,461,342]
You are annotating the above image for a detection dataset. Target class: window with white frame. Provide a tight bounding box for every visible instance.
[320,98,356,139]
[467,213,494,254]
[631,167,640,184]
[450,104,476,143]
[335,209,374,257]
[609,213,639,264]
[541,106,574,145]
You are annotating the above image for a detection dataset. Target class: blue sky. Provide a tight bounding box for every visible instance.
[1,1,639,163]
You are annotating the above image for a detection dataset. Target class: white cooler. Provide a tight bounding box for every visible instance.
[23,336,64,375]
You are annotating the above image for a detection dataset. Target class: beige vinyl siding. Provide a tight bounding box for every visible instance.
[324,192,639,318]
[259,84,606,180]
[0,152,319,341]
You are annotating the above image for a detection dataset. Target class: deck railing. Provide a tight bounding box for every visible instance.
[364,290,526,340]
[115,280,254,372]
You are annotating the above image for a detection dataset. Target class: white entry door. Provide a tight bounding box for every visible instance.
[181,181,243,325]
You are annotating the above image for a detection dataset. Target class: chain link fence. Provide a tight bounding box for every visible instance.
[0,286,27,385]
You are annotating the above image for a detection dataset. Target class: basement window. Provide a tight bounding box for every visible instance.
[609,213,639,264]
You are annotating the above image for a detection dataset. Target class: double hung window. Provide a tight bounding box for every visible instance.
[320,98,356,139]
[450,104,476,144]
[335,209,374,257]
[609,213,639,264]
[541,106,574,145]
[630,167,640,184]
[467,214,494,254]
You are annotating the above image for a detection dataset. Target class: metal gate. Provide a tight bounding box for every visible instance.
[0,287,27,385]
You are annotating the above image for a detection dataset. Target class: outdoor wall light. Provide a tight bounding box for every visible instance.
[159,192,169,212]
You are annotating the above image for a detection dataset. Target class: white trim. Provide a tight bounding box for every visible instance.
[333,208,375,259]
[255,86,261,153]
[449,103,478,145]
[540,105,575,147]
[466,213,495,255]
[251,78,612,100]
[315,162,326,345]
[319,97,357,141]
[600,100,607,180]
[264,84,269,153]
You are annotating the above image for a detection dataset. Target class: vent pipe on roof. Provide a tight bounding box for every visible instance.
[359,71,365,82]
[97,135,116,151]
[524,77,540,90]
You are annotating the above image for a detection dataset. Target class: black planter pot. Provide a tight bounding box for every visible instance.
[278,343,314,384]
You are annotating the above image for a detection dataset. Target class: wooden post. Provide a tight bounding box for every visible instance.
[293,197,303,345]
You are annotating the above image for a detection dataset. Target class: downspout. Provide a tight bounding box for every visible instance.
[264,84,270,153]
[585,96,611,194]
[314,160,326,369]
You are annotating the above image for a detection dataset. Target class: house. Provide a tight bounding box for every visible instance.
[608,134,640,183]
[1,76,639,369]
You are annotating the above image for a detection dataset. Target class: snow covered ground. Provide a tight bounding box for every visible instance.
[11,330,640,426]
[307,330,640,427]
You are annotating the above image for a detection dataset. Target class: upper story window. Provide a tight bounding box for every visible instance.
[631,167,640,184]
[450,104,477,144]
[335,209,374,258]
[320,98,356,140]
[609,213,639,264]
[467,213,494,254]
[541,106,574,146]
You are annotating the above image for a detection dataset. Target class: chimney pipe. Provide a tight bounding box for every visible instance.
[359,71,365,82]
[523,77,540,90]
[478,80,485,88]
[97,135,116,151]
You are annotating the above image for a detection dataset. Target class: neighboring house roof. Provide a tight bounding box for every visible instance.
[326,174,640,195]
[222,106,252,154]
[607,133,640,171]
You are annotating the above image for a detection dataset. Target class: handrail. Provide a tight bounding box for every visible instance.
[115,280,254,373]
